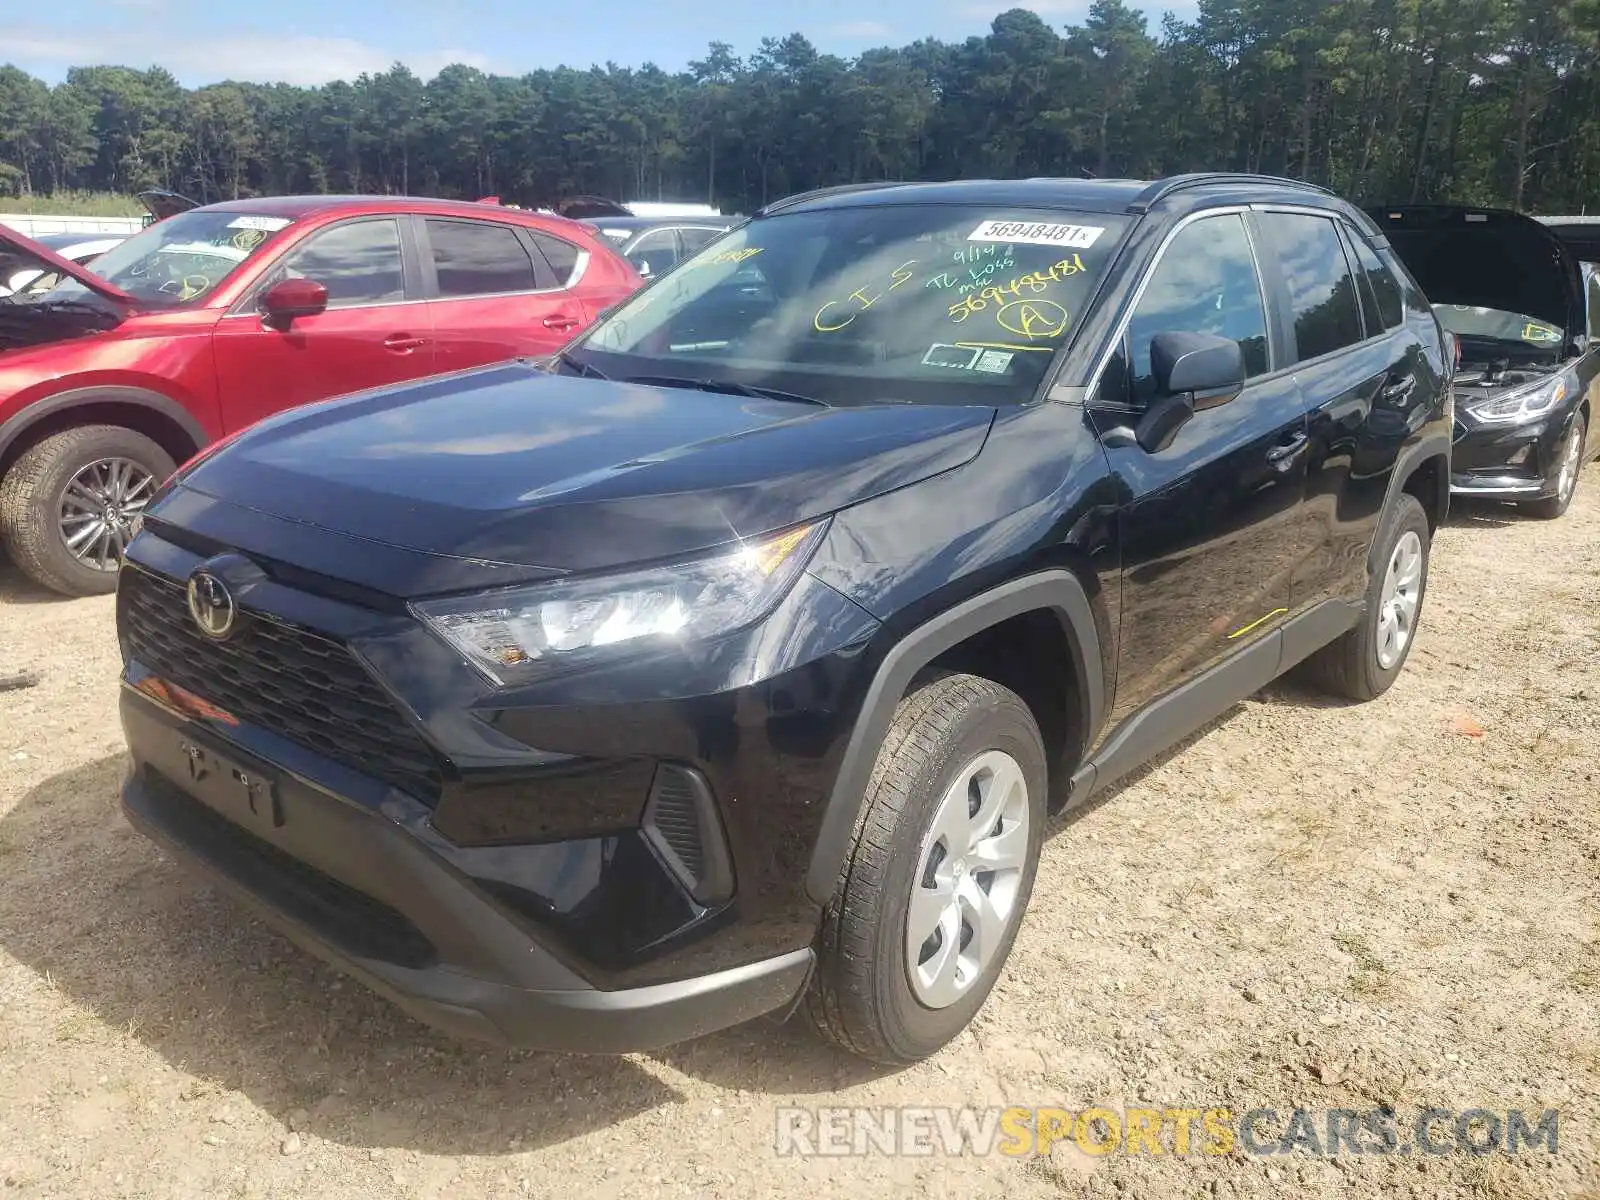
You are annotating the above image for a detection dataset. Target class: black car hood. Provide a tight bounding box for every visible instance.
[175,361,994,590]
[137,189,201,222]
[1367,205,1584,344]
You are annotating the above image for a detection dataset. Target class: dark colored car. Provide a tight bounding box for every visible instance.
[0,196,641,596]
[581,215,738,279]
[1370,205,1598,518]
[115,173,1451,1065]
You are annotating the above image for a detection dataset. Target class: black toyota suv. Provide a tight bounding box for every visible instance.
[1370,205,1598,518]
[115,174,1452,1066]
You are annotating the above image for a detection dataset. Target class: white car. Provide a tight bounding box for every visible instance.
[1,232,127,300]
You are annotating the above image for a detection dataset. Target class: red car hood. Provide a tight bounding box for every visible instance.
[0,224,135,306]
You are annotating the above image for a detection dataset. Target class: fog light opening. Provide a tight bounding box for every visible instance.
[641,763,735,906]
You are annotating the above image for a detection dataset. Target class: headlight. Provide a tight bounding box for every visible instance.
[1464,375,1568,424]
[414,520,828,685]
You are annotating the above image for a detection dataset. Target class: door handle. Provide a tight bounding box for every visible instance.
[1265,432,1309,467]
[542,313,581,331]
[1381,374,1416,402]
[383,334,430,353]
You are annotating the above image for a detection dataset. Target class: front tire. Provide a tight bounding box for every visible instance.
[1301,493,1431,702]
[0,425,174,597]
[806,672,1047,1065]
[1524,412,1585,520]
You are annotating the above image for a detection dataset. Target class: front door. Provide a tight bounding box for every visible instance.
[212,216,434,431]
[1094,210,1312,724]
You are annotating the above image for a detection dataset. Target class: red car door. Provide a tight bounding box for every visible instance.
[211,216,435,431]
[417,217,595,372]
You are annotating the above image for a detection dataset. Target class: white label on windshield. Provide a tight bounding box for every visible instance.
[974,349,1014,373]
[227,215,292,232]
[968,219,1104,249]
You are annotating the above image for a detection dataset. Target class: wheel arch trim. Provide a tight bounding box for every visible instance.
[0,386,208,465]
[1371,430,1452,571]
[803,569,1105,907]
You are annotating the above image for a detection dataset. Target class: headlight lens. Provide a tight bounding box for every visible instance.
[414,520,828,684]
[1464,375,1567,424]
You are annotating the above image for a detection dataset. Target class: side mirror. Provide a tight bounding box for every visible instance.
[1151,330,1245,401]
[631,257,653,278]
[1135,331,1245,454]
[261,277,328,325]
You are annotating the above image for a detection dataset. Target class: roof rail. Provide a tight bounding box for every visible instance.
[754,181,908,217]
[1128,172,1334,213]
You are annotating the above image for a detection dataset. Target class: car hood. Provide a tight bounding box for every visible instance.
[1367,205,1584,344]
[137,189,201,222]
[174,361,995,588]
[0,225,135,306]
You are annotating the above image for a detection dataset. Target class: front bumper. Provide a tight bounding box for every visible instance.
[120,687,814,1051]
[1448,412,1567,497]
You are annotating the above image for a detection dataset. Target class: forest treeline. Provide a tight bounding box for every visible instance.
[2,0,1598,216]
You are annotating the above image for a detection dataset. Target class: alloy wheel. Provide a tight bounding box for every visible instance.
[1557,428,1583,504]
[57,457,154,572]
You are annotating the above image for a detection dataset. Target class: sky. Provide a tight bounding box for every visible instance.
[4,0,1201,89]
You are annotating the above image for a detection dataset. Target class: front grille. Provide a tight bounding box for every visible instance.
[118,568,444,805]
[140,767,437,970]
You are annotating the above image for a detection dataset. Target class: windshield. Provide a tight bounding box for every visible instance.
[42,210,293,307]
[1432,303,1565,352]
[572,204,1130,405]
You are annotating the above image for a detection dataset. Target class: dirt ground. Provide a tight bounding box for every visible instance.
[1,487,1597,1200]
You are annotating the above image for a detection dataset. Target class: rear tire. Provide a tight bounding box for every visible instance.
[1300,493,1430,702]
[806,672,1047,1065]
[1523,412,1585,520]
[0,425,174,597]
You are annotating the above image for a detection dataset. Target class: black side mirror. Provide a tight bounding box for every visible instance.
[1152,330,1245,400]
[1135,331,1246,453]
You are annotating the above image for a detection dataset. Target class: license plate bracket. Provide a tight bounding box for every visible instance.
[177,737,284,833]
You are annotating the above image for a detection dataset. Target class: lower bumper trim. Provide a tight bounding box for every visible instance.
[121,764,814,1054]
[1449,476,1548,498]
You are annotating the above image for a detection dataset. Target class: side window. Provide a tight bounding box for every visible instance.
[1257,212,1365,362]
[426,219,536,297]
[678,227,724,255]
[1345,225,1404,331]
[1125,213,1270,403]
[628,229,680,279]
[275,219,404,308]
[527,231,581,287]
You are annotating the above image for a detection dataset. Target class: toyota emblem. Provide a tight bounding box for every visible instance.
[186,571,236,639]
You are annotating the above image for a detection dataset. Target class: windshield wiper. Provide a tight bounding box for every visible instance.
[555,350,608,380]
[621,374,826,406]
[34,298,118,315]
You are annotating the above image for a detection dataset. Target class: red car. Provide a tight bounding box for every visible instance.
[0,195,642,596]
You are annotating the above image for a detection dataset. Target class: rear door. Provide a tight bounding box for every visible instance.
[211,215,435,430]
[1252,208,1426,609]
[1095,209,1311,726]
[417,216,584,371]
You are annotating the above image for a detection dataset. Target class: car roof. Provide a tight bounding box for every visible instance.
[191,195,569,222]
[759,174,1335,218]
[582,216,732,231]
[30,232,123,251]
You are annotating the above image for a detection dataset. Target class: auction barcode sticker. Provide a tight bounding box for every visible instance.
[227,215,292,232]
[968,220,1104,249]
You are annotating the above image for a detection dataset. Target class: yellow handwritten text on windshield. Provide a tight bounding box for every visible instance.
[814,260,918,333]
[682,247,764,271]
[946,255,1086,326]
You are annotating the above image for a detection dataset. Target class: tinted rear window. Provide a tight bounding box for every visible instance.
[1258,212,1365,362]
